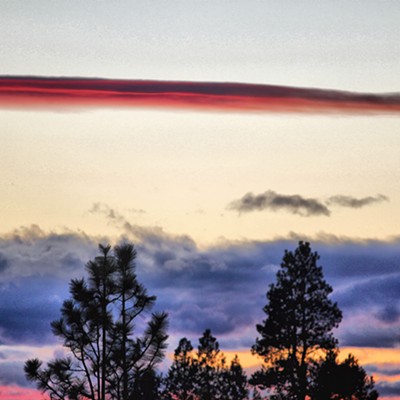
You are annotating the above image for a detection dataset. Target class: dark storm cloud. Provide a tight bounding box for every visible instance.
[366,364,400,377]
[377,305,400,323]
[315,239,400,281]
[0,276,69,344]
[228,191,390,217]
[0,226,99,344]
[0,225,98,281]
[339,326,400,348]
[333,273,400,310]
[0,346,53,388]
[0,361,32,387]
[328,194,389,208]
[133,231,400,350]
[375,381,400,397]
[118,222,400,349]
[125,225,279,342]
[1,223,400,352]
[0,223,280,347]
[1,76,400,114]
[228,190,330,217]
[0,252,9,272]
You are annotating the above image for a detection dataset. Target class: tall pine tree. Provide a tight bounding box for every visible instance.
[25,243,168,400]
[251,241,342,400]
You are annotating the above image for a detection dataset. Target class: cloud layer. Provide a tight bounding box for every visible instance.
[1,76,400,114]
[1,221,400,395]
[1,223,400,349]
[229,191,388,216]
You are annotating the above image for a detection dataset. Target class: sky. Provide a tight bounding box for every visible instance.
[0,0,400,398]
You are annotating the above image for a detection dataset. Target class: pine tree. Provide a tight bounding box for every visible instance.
[25,243,168,400]
[251,241,342,400]
[162,338,198,400]
[195,329,226,400]
[310,350,379,400]
[163,329,248,400]
[252,387,263,400]
[222,355,249,400]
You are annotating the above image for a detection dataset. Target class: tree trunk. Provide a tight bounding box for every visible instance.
[122,289,128,400]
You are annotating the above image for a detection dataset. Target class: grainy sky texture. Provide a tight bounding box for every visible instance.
[0,1,400,399]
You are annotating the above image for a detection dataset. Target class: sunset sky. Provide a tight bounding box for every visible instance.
[1,1,400,399]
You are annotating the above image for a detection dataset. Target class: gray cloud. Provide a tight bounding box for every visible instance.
[376,305,400,323]
[90,203,145,220]
[339,324,400,348]
[375,381,400,397]
[0,361,32,387]
[89,202,126,224]
[0,276,70,345]
[365,364,400,377]
[0,252,9,272]
[0,225,99,282]
[333,273,400,311]
[228,190,330,217]
[328,194,389,208]
[0,226,99,344]
[228,191,390,217]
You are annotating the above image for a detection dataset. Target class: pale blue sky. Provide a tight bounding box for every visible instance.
[1,0,399,89]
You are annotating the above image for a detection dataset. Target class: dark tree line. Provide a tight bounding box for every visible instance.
[25,241,378,399]
[162,330,248,400]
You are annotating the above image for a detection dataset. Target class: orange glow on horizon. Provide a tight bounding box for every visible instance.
[167,346,400,370]
[3,348,400,399]
[341,347,400,365]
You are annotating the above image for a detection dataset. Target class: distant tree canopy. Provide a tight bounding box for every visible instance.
[162,337,197,400]
[162,329,248,400]
[310,350,379,400]
[25,243,168,400]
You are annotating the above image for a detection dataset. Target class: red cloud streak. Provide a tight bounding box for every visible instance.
[0,76,399,114]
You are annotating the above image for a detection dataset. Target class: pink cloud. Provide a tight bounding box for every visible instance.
[0,386,48,400]
[0,76,399,114]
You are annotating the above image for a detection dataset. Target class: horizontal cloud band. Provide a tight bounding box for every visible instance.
[0,76,400,114]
